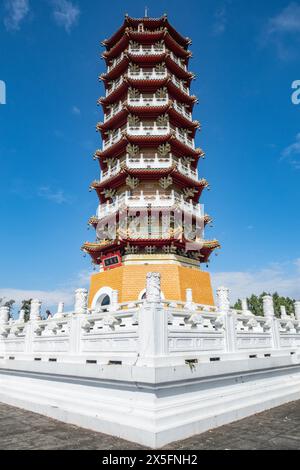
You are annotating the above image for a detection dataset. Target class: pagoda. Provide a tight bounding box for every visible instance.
[82,14,220,309]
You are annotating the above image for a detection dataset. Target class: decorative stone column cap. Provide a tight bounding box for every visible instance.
[0,306,10,324]
[74,288,88,314]
[54,302,65,319]
[146,272,161,303]
[18,309,25,323]
[262,295,275,318]
[280,305,288,319]
[30,299,42,321]
[216,286,230,312]
[294,301,300,321]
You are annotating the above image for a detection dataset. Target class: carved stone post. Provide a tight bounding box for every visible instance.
[54,302,64,319]
[185,288,196,310]
[263,295,274,318]
[18,309,25,323]
[0,307,10,324]
[263,295,280,349]
[241,299,252,315]
[74,289,88,315]
[280,306,288,320]
[217,287,230,313]
[30,299,42,321]
[295,301,300,322]
[110,290,119,311]
[217,287,236,353]
[138,273,168,365]
[146,272,161,303]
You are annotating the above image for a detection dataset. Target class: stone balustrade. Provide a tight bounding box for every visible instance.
[128,68,167,81]
[126,121,171,136]
[169,52,187,71]
[128,44,166,55]
[127,94,169,107]
[102,124,194,151]
[96,190,203,220]
[0,274,300,365]
[100,154,198,182]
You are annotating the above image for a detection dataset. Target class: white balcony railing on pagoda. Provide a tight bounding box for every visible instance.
[102,129,122,150]
[173,100,192,120]
[170,75,190,96]
[126,122,170,136]
[106,76,125,97]
[96,191,203,220]
[101,161,122,181]
[169,52,187,71]
[105,49,187,76]
[104,101,123,122]
[103,126,195,151]
[107,53,125,74]
[127,94,169,107]
[124,154,198,181]
[101,154,198,182]
[174,128,195,149]
[128,44,166,55]
[128,68,168,81]
[126,153,172,169]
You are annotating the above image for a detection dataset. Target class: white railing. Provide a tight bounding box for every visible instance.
[127,122,170,136]
[107,53,125,73]
[129,44,166,55]
[106,76,125,97]
[1,283,300,366]
[101,161,121,181]
[173,100,192,120]
[102,129,122,150]
[128,94,169,107]
[169,52,187,71]
[96,191,203,220]
[126,153,172,169]
[174,128,195,149]
[101,155,198,183]
[104,102,123,122]
[128,68,167,81]
[125,153,198,180]
[170,75,190,96]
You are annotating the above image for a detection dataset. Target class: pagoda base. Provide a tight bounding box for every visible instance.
[0,355,300,448]
[88,262,214,307]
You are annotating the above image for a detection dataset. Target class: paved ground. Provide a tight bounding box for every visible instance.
[0,401,300,450]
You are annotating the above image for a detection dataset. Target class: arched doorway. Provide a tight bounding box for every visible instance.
[91,287,113,311]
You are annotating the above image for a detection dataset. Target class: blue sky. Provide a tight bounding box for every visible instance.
[0,0,300,311]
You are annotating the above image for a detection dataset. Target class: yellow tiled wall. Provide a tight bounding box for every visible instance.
[88,265,215,306]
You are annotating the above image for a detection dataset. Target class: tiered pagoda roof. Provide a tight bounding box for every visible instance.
[82,14,220,268]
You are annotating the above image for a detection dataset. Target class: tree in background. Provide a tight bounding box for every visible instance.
[234,292,296,317]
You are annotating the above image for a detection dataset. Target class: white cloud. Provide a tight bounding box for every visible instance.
[52,0,80,33]
[0,269,94,315]
[211,260,300,302]
[263,2,300,59]
[267,2,300,35]
[4,0,29,31]
[37,186,69,204]
[281,133,300,169]
[71,105,81,115]
[212,6,227,36]
[0,288,74,309]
